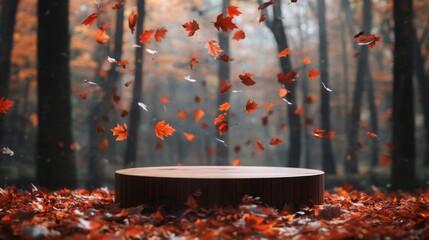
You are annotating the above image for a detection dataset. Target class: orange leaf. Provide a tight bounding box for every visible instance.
[183,132,196,142]
[219,102,230,111]
[82,13,97,25]
[354,33,382,48]
[278,48,292,58]
[177,110,188,119]
[205,40,223,58]
[155,27,167,42]
[380,154,391,166]
[325,131,336,139]
[308,69,319,79]
[213,113,227,125]
[216,121,229,136]
[294,108,304,116]
[99,138,109,150]
[154,120,176,140]
[194,109,205,122]
[112,2,125,9]
[269,137,283,145]
[190,54,198,70]
[258,14,266,24]
[239,72,256,86]
[313,129,325,138]
[0,97,14,114]
[256,141,265,151]
[227,5,242,17]
[302,57,311,65]
[79,93,87,100]
[258,0,275,10]
[232,159,241,166]
[366,131,378,138]
[139,30,154,44]
[245,99,258,114]
[128,10,138,34]
[264,102,275,111]
[232,29,246,41]
[213,13,238,32]
[220,80,232,94]
[159,97,170,104]
[116,59,128,68]
[96,29,110,44]
[182,20,200,37]
[278,88,290,97]
[111,123,128,141]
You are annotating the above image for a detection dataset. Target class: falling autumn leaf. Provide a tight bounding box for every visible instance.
[116,60,128,68]
[220,80,232,94]
[183,132,196,142]
[0,97,14,114]
[232,29,246,41]
[159,97,170,104]
[232,159,241,166]
[194,109,205,122]
[302,57,311,65]
[219,102,230,111]
[155,27,167,42]
[177,110,188,119]
[308,69,320,79]
[294,108,304,116]
[128,10,138,34]
[217,54,234,62]
[96,27,110,44]
[96,125,105,134]
[277,71,297,84]
[354,33,381,48]
[256,141,265,151]
[239,72,256,86]
[213,113,227,125]
[205,40,223,58]
[258,14,266,24]
[213,13,238,32]
[366,131,378,138]
[190,54,198,70]
[81,13,97,25]
[79,93,87,100]
[139,30,154,44]
[258,0,275,10]
[278,48,292,58]
[264,102,275,111]
[325,131,336,139]
[182,20,200,36]
[111,123,128,141]
[99,138,109,150]
[120,110,128,118]
[313,129,325,138]
[269,137,283,145]
[112,2,125,9]
[154,121,176,140]
[278,88,290,97]
[245,99,258,114]
[227,5,242,17]
[380,154,391,166]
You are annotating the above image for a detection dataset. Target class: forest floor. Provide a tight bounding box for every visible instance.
[0,185,428,239]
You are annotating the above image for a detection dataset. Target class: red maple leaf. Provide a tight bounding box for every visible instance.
[277,71,296,84]
[217,54,233,62]
[190,54,198,70]
[154,120,176,140]
[354,33,381,48]
[0,97,14,113]
[258,0,275,10]
[278,48,292,57]
[111,123,128,141]
[213,13,238,32]
[239,72,256,86]
[120,110,128,117]
[294,108,304,116]
[205,40,223,58]
[182,20,200,36]
[308,69,320,79]
[128,10,138,34]
[313,129,325,138]
[227,6,242,17]
[194,109,205,122]
[139,30,154,44]
[245,99,258,114]
[214,113,227,125]
[256,141,265,151]
[259,14,266,24]
[112,2,125,9]
[216,121,229,136]
[79,93,87,99]
[82,13,97,25]
[220,80,232,94]
[155,27,167,42]
[218,102,230,111]
[232,29,246,41]
[116,59,128,68]
[366,131,378,138]
[269,137,283,145]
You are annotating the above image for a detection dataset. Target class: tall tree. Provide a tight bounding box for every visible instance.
[367,71,379,167]
[36,0,76,189]
[125,0,145,167]
[0,0,19,164]
[317,0,336,174]
[345,0,371,174]
[392,0,416,190]
[215,0,230,165]
[260,0,301,167]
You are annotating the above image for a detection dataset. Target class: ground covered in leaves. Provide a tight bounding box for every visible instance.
[0,185,428,239]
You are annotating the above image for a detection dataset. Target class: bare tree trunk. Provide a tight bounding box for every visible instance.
[317,0,336,174]
[345,0,371,174]
[366,70,379,167]
[340,9,350,136]
[216,0,230,165]
[260,0,301,167]
[413,29,429,167]
[125,0,145,167]
[0,0,19,165]
[392,0,417,190]
[36,0,76,189]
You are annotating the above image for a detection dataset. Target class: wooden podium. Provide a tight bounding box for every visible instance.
[115,166,324,210]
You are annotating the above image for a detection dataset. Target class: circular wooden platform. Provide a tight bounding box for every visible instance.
[115,166,324,210]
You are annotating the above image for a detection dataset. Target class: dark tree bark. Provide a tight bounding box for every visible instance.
[125,0,145,167]
[392,0,417,190]
[87,3,125,188]
[216,0,230,166]
[260,0,301,167]
[36,0,76,189]
[339,9,350,135]
[0,0,19,164]
[413,29,429,167]
[345,0,371,174]
[367,71,379,167]
[317,0,336,174]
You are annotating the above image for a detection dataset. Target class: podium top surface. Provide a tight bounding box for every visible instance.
[116,166,324,179]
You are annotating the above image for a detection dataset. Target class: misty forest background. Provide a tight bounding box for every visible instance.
[0,0,428,191]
